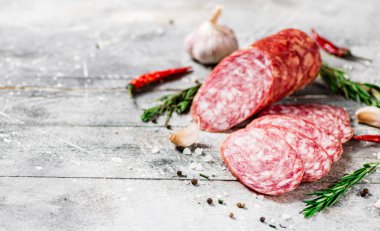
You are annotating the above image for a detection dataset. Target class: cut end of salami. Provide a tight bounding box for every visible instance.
[249,115,343,163]
[259,104,353,143]
[191,28,321,132]
[221,127,304,195]
[191,49,274,132]
[252,124,332,182]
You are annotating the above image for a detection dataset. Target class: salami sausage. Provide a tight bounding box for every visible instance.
[191,29,321,132]
[259,104,353,143]
[248,115,343,162]
[221,126,304,195]
[252,124,332,182]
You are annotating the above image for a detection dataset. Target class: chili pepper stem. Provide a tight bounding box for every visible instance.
[346,51,373,63]
[126,84,134,97]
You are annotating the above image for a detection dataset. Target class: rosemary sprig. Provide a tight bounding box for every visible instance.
[140,83,201,126]
[302,162,380,218]
[320,64,380,107]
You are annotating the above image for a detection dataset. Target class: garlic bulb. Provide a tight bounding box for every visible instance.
[355,106,380,128]
[184,6,238,65]
[170,123,200,147]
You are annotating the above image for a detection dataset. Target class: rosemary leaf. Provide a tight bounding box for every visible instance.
[302,162,380,218]
[320,64,380,107]
[140,83,201,125]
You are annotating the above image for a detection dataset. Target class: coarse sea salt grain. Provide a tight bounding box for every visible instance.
[151,146,160,154]
[281,214,292,221]
[183,148,192,155]
[202,155,213,162]
[375,199,380,209]
[194,148,203,155]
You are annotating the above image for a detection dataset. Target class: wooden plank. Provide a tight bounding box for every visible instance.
[0,0,378,88]
[1,89,378,128]
[0,125,379,183]
[0,177,379,231]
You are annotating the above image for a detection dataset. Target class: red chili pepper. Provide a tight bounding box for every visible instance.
[354,135,380,143]
[127,66,192,95]
[311,29,372,63]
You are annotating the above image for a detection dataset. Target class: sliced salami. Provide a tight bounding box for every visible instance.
[252,124,332,182]
[259,104,353,143]
[191,29,321,132]
[221,126,304,195]
[248,115,343,162]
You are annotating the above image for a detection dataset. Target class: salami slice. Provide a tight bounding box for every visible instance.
[191,29,321,132]
[221,127,304,195]
[252,124,332,182]
[259,104,353,143]
[248,115,343,162]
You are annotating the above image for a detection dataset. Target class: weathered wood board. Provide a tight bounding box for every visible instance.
[0,0,380,230]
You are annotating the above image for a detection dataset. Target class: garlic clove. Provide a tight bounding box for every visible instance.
[170,123,200,147]
[355,106,380,128]
[184,6,238,65]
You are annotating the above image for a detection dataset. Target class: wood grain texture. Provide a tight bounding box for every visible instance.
[0,0,380,230]
[0,178,379,231]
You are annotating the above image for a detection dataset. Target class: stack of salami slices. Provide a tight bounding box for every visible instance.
[221,104,353,195]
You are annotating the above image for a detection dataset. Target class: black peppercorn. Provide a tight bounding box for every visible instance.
[260,217,265,223]
[191,178,198,185]
[207,198,213,205]
[177,170,183,177]
[360,188,369,197]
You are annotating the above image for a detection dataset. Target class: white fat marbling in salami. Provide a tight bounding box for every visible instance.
[248,115,343,162]
[259,104,353,143]
[191,29,321,132]
[252,124,332,182]
[221,127,304,195]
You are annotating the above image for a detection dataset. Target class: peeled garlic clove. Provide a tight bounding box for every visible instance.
[184,6,238,65]
[355,106,380,128]
[170,123,200,147]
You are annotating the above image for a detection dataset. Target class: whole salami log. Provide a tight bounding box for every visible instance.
[221,126,304,195]
[191,29,321,132]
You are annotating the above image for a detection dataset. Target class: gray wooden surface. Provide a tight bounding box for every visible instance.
[0,0,380,230]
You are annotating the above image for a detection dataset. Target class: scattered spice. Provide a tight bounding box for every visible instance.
[140,83,201,127]
[176,170,187,177]
[320,64,380,108]
[311,29,372,62]
[302,162,380,218]
[127,66,192,95]
[360,188,369,197]
[260,217,266,223]
[279,224,287,228]
[269,224,277,229]
[354,135,380,143]
[191,178,198,186]
[229,212,234,219]
[199,173,210,179]
[236,202,246,208]
[218,199,224,205]
[207,198,213,205]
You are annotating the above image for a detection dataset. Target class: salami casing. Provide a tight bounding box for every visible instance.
[191,29,321,132]
[221,126,304,195]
